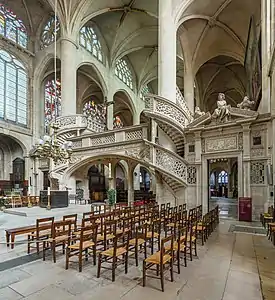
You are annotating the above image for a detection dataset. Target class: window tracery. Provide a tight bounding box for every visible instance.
[44,78,61,130]
[0,49,27,126]
[140,85,150,100]
[79,26,103,62]
[0,4,27,48]
[218,171,228,184]
[41,16,60,49]
[115,59,133,90]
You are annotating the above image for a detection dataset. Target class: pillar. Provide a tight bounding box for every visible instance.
[184,68,195,113]
[133,165,140,190]
[108,162,115,190]
[242,125,251,197]
[158,0,177,102]
[128,164,135,205]
[61,39,77,116]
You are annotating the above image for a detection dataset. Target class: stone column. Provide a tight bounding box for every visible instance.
[61,39,77,116]
[133,165,140,190]
[194,132,202,205]
[108,162,116,190]
[158,0,177,102]
[107,101,114,130]
[127,164,135,205]
[184,69,195,113]
[242,124,251,197]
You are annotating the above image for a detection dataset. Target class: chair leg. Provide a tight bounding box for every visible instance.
[52,242,56,263]
[112,257,117,282]
[194,240,197,257]
[135,245,138,266]
[79,251,83,272]
[142,260,146,287]
[65,247,69,270]
[189,242,193,261]
[170,260,174,282]
[93,246,96,266]
[97,254,102,278]
[42,241,46,261]
[160,265,164,292]
[27,235,30,254]
[184,247,187,267]
[125,253,128,274]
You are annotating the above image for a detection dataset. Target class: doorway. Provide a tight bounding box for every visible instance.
[208,158,238,219]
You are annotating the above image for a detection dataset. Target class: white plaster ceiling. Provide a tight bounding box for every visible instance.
[177,0,260,110]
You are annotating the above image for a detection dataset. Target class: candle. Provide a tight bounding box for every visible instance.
[108,163,111,178]
[47,187,50,196]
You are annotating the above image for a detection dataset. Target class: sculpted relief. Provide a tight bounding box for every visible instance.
[237,96,255,110]
[212,93,231,123]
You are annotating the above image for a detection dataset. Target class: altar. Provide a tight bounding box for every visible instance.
[40,190,69,208]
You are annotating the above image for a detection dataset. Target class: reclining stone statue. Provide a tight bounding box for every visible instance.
[237,96,255,110]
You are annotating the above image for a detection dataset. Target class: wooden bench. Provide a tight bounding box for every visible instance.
[5,225,36,249]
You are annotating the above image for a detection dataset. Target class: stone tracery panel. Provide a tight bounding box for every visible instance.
[187,166,197,184]
[250,161,265,184]
[205,135,238,152]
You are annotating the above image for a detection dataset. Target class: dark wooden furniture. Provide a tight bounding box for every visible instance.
[6,225,36,249]
[40,190,68,208]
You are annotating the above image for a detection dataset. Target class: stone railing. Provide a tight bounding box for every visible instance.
[71,125,148,149]
[176,86,194,124]
[145,141,188,185]
[144,94,191,130]
[55,115,87,132]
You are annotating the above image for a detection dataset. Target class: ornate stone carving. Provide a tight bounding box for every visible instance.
[187,166,197,184]
[194,106,205,119]
[155,149,187,181]
[237,96,255,110]
[72,140,82,148]
[126,129,143,141]
[205,135,237,152]
[212,93,231,123]
[86,118,105,133]
[238,133,243,150]
[90,134,115,146]
[176,87,193,123]
[251,161,265,184]
[56,116,77,127]
[201,138,205,153]
[251,148,264,157]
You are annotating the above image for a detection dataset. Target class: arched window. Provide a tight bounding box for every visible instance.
[0,50,27,125]
[44,78,61,130]
[79,26,103,62]
[115,59,133,90]
[140,84,150,100]
[0,4,27,48]
[218,171,228,184]
[41,16,60,49]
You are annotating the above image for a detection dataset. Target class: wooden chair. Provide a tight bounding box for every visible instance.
[166,226,188,274]
[146,219,161,254]
[186,221,198,261]
[65,224,98,272]
[27,217,54,254]
[143,235,174,292]
[97,220,117,251]
[63,214,78,232]
[97,230,130,282]
[129,224,147,266]
[42,220,72,262]
[196,214,208,245]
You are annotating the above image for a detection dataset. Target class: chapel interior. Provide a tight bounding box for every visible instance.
[0,0,274,299]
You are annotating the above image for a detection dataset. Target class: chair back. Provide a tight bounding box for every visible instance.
[36,217,54,240]
[160,235,173,265]
[51,219,72,242]
[63,214,77,231]
[79,224,98,251]
[113,230,130,257]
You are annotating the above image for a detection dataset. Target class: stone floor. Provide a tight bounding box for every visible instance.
[209,197,238,219]
[0,208,274,299]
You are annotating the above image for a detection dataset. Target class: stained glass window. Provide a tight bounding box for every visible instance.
[140,84,150,100]
[79,26,103,62]
[44,78,61,130]
[0,50,27,125]
[0,4,27,48]
[218,171,228,184]
[41,16,60,49]
[115,59,133,90]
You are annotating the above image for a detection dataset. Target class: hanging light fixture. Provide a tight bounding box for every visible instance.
[33,0,72,164]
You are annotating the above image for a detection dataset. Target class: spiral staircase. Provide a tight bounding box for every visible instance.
[51,90,193,194]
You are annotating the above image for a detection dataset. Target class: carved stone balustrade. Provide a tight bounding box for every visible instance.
[70,125,148,149]
[55,115,87,133]
[176,87,194,124]
[145,141,188,185]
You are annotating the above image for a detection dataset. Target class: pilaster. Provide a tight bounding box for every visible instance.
[61,38,77,116]
[242,124,251,197]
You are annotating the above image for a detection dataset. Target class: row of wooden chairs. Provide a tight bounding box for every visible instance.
[262,206,275,246]
[26,203,219,291]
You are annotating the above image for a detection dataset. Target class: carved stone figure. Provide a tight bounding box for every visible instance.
[194,106,205,119]
[212,93,231,123]
[237,96,255,110]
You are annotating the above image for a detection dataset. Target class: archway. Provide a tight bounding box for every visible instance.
[113,91,134,127]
